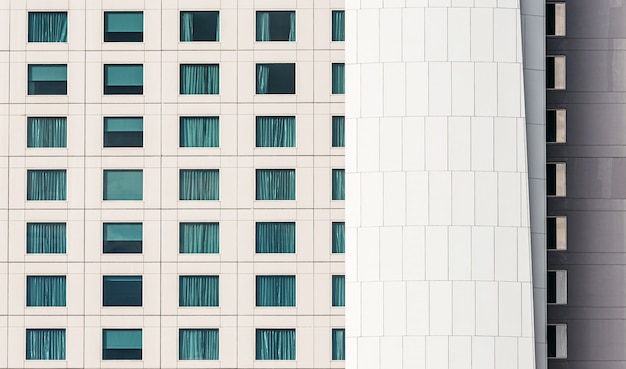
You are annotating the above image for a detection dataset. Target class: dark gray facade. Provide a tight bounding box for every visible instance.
[547,1,626,368]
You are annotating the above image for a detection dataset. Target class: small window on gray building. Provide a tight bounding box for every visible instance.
[547,270,567,304]
[547,324,567,358]
[546,3,565,36]
[547,216,567,250]
[546,109,566,143]
[546,163,566,197]
[546,56,566,89]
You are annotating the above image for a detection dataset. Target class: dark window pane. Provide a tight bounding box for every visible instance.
[256,11,295,41]
[256,63,295,94]
[546,4,556,36]
[547,271,557,303]
[104,65,143,95]
[547,164,556,196]
[28,65,67,95]
[546,57,555,89]
[103,276,142,306]
[546,110,557,142]
[104,117,143,148]
[104,12,143,42]
[547,325,556,358]
[547,217,556,250]
[180,11,219,41]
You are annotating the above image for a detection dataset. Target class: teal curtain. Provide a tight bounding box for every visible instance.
[332,329,345,360]
[289,12,296,41]
[332,11,345,41]
[27,170,66,200]
[179,329,219,360]
[332,63,345,94]
[256,12,271,41]
[180,64,219,94]
[256,329,296,360]
[332,222,345,253]
[179,117,219,147]
[179,169,219,200]
[180,223,219,253]
[26,223,66,254]
[255,222,295,253]
[27,117,67,148]
[332,275,345,306]
[26,329,66,360]
[332,169,345,200]
[256,117,296,147]
[256,169,296,200]
[331,116,345,147]
[103,170,143,200]
[28,12,67,42]
[256,64,269,94]
[180,12,193,41]
[256,276,296,306]
[27,276,66,307]
[179,276,219,306]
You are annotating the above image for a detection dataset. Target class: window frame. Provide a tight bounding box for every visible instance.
[256,63,296,94]
[180,11,220,42]
[103,64,144,95]
[103,117,143,148]
[103,169,143,201]
[103,223,143,254]
[102,329,142,360]
[28,64,67,95]
[102,275,143,307]
[104,11,144,42]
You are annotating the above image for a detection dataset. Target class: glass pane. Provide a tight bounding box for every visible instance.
[103,276,142,306]
[332,11,345,41]
[104,117,143,132]
[179,117,219,147]
[180,64,219,94]
[256,169,296,200]
[26,329,66,360]
[331,116,345,147]
[103,329,142,349]
[255,329,296,360]
[332,275,345,306]
[27,276,66,307]
[256,275,296,306]
[179,329,219,360]
[332,222,345,253]
[29,65,67,81]
[256,63,295,94]
[27,170,67,200]
[332,329,345,360]
[255,222,296,253]
[180,12,219,42]
[332,169,345,200]
[27,117,67,148]
[105,12,143,32]
[28,12,68,42]
[332,63,345,94]
[104,223,142,241]
[105,65,143,86]
[27,223,66,253]
[103,170,143,200]
[179,223,219,253]
[179,276,219,306]
[256,11,295,41]
[256,116,296,147]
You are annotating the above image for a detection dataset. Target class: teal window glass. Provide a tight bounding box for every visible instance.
[179,169,219,200]
[256,63,296,94]
[102,329,142,360]
[27,117,66,148]
[256,116,296,147]
[104,65,143,95]
[26,329,66,360]
[179,117,219,147]
[179,329,219,360]
[180,64,219,94]
[104,12,143,42]
[104,117,143,148]
[28,64,67,95]
[103,276,142,307]
[332,222,345,254]
[103,223,142,253]
[332,329,345,360]
[255,222,296,253]
[179,276,219,307]
[332,11,345,41]
[331,116,345,147]
[27,170,66,200]
[332,275,345,307]
[103,170,143,200]
[256,169,295,200]
[332,63,345,94]
[26,223,66,254]
[256,11,296,41]
[179,223,219,254]
[26,276,66,307]
[28,12,67,42]
[332,169,345,200]
[256,329,296,360]
[256,275,296,307]
[180,11,219,41]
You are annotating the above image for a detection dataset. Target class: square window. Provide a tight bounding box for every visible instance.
[255,329,295,360]
[332,11,345,41]
[179,276,219,307]
[27,170,66,200]
[546,163,566,197]
[255,222,295,253]
[28,12,67,42]
[103,276,142,307]
[26,223,66,254]
[331,329,345,360]
[26,329,66,360]
[332,116,345,147]
[547,270,567,304]
[256,169,296,200]
[332,63,345,94]
[546,56,566,89]
[27,117,67,148]
[180,64,219,94]
[180,11,219,41]
[256,63,295,94]
[546,3,566,36]
[102,329,142,360]
[104,65,143,95]
[179,169,219,200]
[256,11,296,41]
[103,170,143,200]
[104,12,143,42]
[103,223,142,253]
[179,117,219,147]
[28,64,67,95]
[256,275,296,307]
[332,222,345,254]
[332,275,345,307]
[179,329,219,360]
[104,117,143,148]
[256,116,296,147]
[332,169,345,200]
[179,223,219,254]
[26,276,66,307]
[547,216,567,250]
[547,324,567,358]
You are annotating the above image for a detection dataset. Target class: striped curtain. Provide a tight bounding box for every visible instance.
[26,329,66,360]
[256,116,296,147]
[27,117,67,148]
[255,222,296,253]
[332,169,345,200]
[332,329,345,360]
[179,223,219,253]
[179,276,219,306]
[332,275,345,306]
[332,63,345,94]
[28,12,67,42]
[179,169,219,200]
[332,222,345,253]
[180,64,219,94]
[179,117,219,147]
[255,329,296,360]
[331,116,344,147]
[27,170,66,200]
[179,329,219,360]
[256,169,296,200]
[26,223,66,253]
[256,276,296,306]
[332,11,345,41]
[27,276,66,306]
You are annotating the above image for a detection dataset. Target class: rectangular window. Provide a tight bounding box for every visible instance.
[332,275,345,307]
[332,329,345,360]
[103,276,142,307]
[256,11,296,41]
[179,117,219,147]
[103,223,142,253]
[27,170,66,200]
[547,270,567,304]
[103,170,143,200]
[256,169,296,200]
[104,65,143,95]
[547,324,567,358]
[26,276,66,307]
[179,169,219,200]
[26,223,66,254]
[547,216,567,251]
[180,11,219,41]
[255,329,295,360]
[27,117,67,148]
[332,169,345,200]
[256,63,296,94]
[26,329,66,360]
[546,3,565,36]
[104,117,143,148]
[28,64,67,95]
[104,12,143,42]
[255,222,296,253]
[332,11,345,41]
[332,222,345,254]
[256,116,296,147]
[332,63,345,94]
[332,116,345,147]
[180,64,219,95]
[28,12,68,42]
[179,275,219,307]
[179,329,219,360]
[102,329,142,360]
[546,109,566,143]
[546,163,566,197]
[546,56,566,89]
[179,223,219,254]
[256,275,296,307]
